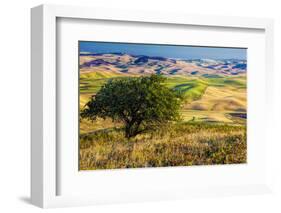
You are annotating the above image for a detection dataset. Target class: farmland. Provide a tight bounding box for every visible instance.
[79,53,247,170]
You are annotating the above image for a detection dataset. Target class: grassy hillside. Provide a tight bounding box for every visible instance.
[80,122,246,170]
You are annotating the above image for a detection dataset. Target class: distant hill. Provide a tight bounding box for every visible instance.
[80,53,247,77]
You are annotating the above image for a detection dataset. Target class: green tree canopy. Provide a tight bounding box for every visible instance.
[81,74,183,138]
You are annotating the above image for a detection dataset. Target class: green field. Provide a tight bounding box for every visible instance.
[79,70,247,170]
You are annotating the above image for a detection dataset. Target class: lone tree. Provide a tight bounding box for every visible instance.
[81,75,183,138]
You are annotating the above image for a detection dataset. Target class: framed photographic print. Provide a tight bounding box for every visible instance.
[31,4,274,208]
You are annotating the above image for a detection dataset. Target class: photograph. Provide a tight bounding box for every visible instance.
[79,41,247,170]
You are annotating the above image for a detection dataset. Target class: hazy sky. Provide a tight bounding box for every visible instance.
[79,41,247,60]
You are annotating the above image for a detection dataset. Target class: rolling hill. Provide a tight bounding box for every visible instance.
[80,53,246,77]
[79,53,247,125]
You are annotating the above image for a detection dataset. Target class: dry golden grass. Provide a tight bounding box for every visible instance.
[80,122,246,170]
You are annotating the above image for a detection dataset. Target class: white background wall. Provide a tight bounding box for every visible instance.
[0,0,280,212]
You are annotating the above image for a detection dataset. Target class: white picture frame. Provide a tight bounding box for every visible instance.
[31,4,274,208]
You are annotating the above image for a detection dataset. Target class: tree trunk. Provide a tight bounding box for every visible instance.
[124,119,143,139]
[125,123,133,139]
